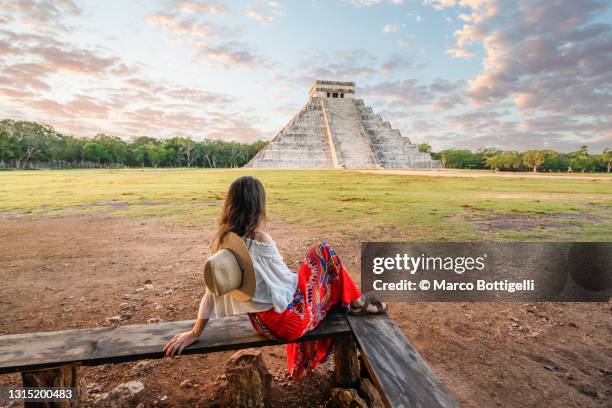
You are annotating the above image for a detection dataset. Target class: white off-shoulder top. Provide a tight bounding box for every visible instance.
[197,238,298,319]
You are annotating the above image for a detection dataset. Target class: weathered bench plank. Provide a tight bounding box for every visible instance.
[347,314,456,408]
[0,309,351,374]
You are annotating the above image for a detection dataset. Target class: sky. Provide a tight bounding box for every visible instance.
[0,0,611,152]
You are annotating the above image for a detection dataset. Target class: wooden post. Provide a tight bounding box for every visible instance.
[225,350,272,408]
[21,365,85,408]
[359,378,385,408]
[333,335,360,387]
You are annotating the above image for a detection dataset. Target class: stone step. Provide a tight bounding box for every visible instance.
[323,99,377,169]
[371,143,419,152]
[247,159,333,168]
[275,135,329,144]
[260,148,331,158]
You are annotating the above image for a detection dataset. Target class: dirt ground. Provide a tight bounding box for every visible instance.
[0,215,610,407]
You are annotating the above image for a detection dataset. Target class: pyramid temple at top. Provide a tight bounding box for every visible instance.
[246,80,442,169]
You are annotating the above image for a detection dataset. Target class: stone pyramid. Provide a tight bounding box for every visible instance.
[246,80,442,169]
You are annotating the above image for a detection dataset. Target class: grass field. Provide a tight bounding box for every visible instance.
[1,168,610,241]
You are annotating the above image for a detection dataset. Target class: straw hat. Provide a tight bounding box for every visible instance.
[203,232,256,301]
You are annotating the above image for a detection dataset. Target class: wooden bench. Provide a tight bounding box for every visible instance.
[0,310,455,408]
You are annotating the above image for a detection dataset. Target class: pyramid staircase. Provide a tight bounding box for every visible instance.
[322,98,378,169]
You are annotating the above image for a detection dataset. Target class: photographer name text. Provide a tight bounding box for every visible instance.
[372,279,535,293]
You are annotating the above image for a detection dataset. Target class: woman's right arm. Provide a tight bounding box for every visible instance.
[191,318,208,336]
[163,319,208,357]
[164,292,215,357]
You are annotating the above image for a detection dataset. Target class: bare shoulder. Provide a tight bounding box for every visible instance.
[253,230,274,244]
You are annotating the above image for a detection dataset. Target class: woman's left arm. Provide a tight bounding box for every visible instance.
[163,318,208,358]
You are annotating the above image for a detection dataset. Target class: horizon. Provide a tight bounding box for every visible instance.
[1,0,611,153]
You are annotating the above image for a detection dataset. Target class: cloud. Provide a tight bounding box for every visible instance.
[28,95,111,119]
[380,55,411,75]
[429,78,464,93]
[245,8,274,24]
[383,23,399,33]
[194,41,269,68]
[432,0,612,115]
[361,80,435,106]
[147,4,270,69]
[147,13,222,37]
[445,47,475,58]
[35,46,131,75]
[283,49,387,87]
[397,35,415,47]
[407,12,422,23]
[446,110,505,130]
[343,0,404,6]
[0,30,135,99]
[245,1,285,24]
[1,63,51,91]
[0,0,81,33]
[422,0,466,11]
[170,0,231,15]
[5,71,261,141]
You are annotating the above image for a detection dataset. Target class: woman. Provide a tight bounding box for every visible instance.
[163,176,386,379]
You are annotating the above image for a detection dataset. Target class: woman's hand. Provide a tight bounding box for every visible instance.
[163,331,198,358]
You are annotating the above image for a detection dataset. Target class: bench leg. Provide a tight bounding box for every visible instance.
[333,335,360,387]
[225,350,272,408]
[21,365,85,408]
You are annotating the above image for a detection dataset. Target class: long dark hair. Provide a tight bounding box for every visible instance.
[216,176,266,243]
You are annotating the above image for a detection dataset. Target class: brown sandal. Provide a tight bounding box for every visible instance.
[349,295,388,315]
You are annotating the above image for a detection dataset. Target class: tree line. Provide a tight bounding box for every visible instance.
[419,144,611,173]
[0,120,267,169]
[1,119,609,172]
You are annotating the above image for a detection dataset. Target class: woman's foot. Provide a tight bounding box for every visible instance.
[349,295,388,315]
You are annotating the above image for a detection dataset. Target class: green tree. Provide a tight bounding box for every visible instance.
[439,149,481,169]
[83,142,110,165]
[522,150,547,172]
[162,138,182,167]
[0,120,59,167]
[0,129,22,164]
[484,151,521,171]
[418,143,432,153]
[542,152,569,172]
[484,153,504,171]
[132,146,147,167]
[146,144,168,168]
[93,134,128,165]
[131,136,158,147]
[602,148,612,173]
[570,145,597,173]
[177,137,199,167]
[478,148,500,169]
[52,135,84,164]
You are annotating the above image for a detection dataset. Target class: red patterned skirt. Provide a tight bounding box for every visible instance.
[248,241,361,379]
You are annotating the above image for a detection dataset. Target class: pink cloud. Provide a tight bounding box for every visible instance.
[171,0,231,15]
[147,13,222,37]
